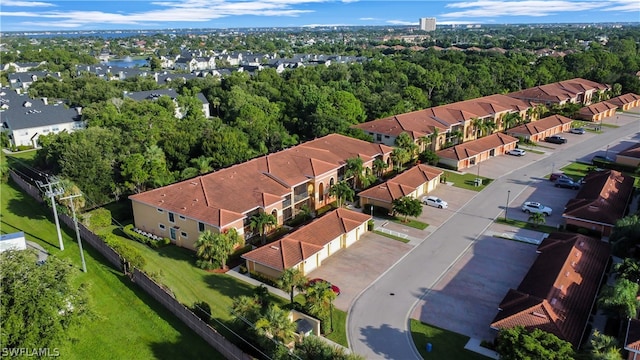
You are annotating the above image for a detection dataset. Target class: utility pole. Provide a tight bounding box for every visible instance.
[36,178,64,251]
[59,193,87,273]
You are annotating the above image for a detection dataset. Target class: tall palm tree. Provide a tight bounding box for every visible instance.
[344,157,364,189]
[304,281,337,334]
[372,158,387,179]
[195,230,217,268]
[255,304,297,346]
[390,148,409,172]
[528,212,546,228]
[249,212,277,245]
[190,156,213,175]
[328,181,355,208]
[614,258,640,283]
[231,295,261,325]
[472,117,483,138]
[278,268,307,305]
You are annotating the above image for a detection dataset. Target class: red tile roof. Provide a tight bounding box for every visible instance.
[617,142,640,159]
[129,134,392,228]
[436,133,518,161]
[241,208,371,271]
[625,319,640,353]
[563,170,635,227]
[353,94,532,140]
[507,115,573,137]
[578,101,617,117]
[491,233,610,347]
[358,164,443,203]
[606,93,640,108]
[508,78,610,104]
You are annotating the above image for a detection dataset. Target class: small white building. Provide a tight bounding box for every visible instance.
[0,232,27,253]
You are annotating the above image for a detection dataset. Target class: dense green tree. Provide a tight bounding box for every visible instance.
[328,180,355,208]
[255,304,297,346]
[1,250,91,350]
[496,326,574,360]
[304,280,337,334]
[392,196,423,222]
[249,212,277,245]
[277,268,307,305]
[613,258,640,283]
[611,215,640,257]
[589,330,623,360]
[194,229,238,270]
[597,278,640,320]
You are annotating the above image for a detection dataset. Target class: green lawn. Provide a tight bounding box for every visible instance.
[0,180,221,360]
[410,320,491,360]
[558,162,592,180]
[495,218,560,235]
[444,171,493,191]
[390,217,429,230]
[373,230,411,243]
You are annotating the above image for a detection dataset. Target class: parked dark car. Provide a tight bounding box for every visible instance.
[549,173,571,181]
[555,178,580,189]
[545,135,568,144]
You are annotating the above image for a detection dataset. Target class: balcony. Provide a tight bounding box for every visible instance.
[293,192,309,204]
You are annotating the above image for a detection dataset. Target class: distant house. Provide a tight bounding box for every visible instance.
[241,208,370,279]
[436,132,519,171]
[506,114,573,142]
[491,233,610,348]
[507,78,610,106]
[124,88,210,118]
[8,71,61,90]
[624,319,640,360]
[577,101,618,122]
[0,87,84,148]
[0,232,27,253]
[562,170,634,237]
[606,93,640,111]
[1,61,46,73]
[358,164,443,212]
[615,143,640,168]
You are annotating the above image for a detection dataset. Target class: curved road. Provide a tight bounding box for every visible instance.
[347,120,638,359]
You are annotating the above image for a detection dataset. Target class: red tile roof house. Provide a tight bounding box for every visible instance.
[436,132,519,171]
[606,93,640,111]
[353,94,533,152]
[624,319,640,360]
[357,164,443,212]
[241,208,371,279]
[505,114,573,142]
[562,170,635,237]
[616,143,640,168]
[491,233,610,348]
[507,78,611,106]
[128,134,392,250]
[577,101,618,122]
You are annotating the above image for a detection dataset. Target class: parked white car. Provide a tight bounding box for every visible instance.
[506,149,526,156]
[521,201,552,216]
[422,196,448,209]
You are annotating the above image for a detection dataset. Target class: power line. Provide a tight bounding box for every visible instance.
[35,177,65,251]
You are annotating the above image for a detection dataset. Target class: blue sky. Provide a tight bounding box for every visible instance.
[0,0,638,32]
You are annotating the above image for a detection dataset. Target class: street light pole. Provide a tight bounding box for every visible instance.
[505,190,511,221]
[59,194,87,272]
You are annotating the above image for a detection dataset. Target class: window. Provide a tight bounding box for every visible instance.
[181,232,188,238]
[376,134,382,142]
[179,215,186,220]
[168,212,175,223]
[157,208,164,213]
[198,222,205,232]
[159,224,166,230]
[384,135,390,139]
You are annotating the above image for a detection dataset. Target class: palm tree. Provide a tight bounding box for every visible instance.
[429,127,440,150]
[304,281,337,334]
[372,158,387,179]
[195,230,217,269]
[390,147,409,172]
[278,268,307,305]
[472,117,483,138]
[614,258,640,283]
[249,212,277,245]
[328,180,355,208]
[528,212,546,228]
[190,156,213,175]
[255,304,297,346]
[484,119,497,136]
[231,295,261,325]
[344,157,364,189]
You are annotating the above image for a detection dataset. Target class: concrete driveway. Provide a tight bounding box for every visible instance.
[412,235,538,341]
[306,232,414,311]
[506,177,579,228]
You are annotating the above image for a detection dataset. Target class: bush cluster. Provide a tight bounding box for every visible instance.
[123,224,170,248]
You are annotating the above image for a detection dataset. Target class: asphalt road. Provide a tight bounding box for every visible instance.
[347,120,640,359]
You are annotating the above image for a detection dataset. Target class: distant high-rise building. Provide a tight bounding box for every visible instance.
[419,17,436,31]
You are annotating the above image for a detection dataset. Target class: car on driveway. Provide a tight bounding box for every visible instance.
[570,127,586,134]
[521,201,552,216]
[308,278,340,295]
[506,149,526,156]
[545,135,567,144]
[549,173,571,182]
[555,178,580,189]
[422,196,448,209]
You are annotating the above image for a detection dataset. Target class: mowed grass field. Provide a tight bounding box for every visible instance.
[0,179,221,360]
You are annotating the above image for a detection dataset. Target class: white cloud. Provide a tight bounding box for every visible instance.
[359,17,379,21]
[302,23,353,27]
[441,0,606,18]
[386,19,416,25]
[601,0,640,12]
[1,0,55,7]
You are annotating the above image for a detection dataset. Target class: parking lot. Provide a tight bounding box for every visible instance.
[411,234,539,341]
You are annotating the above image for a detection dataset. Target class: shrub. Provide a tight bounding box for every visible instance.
[123,224,169,248]
[196,259,220,270]
[87,208,112,229]
[102,234,146,269]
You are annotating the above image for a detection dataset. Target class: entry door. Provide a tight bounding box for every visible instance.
[170,228,177,241]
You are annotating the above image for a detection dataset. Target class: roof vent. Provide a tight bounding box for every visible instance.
[532,311,547,319]
[270,245,280,250]
[161,193,166,197]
